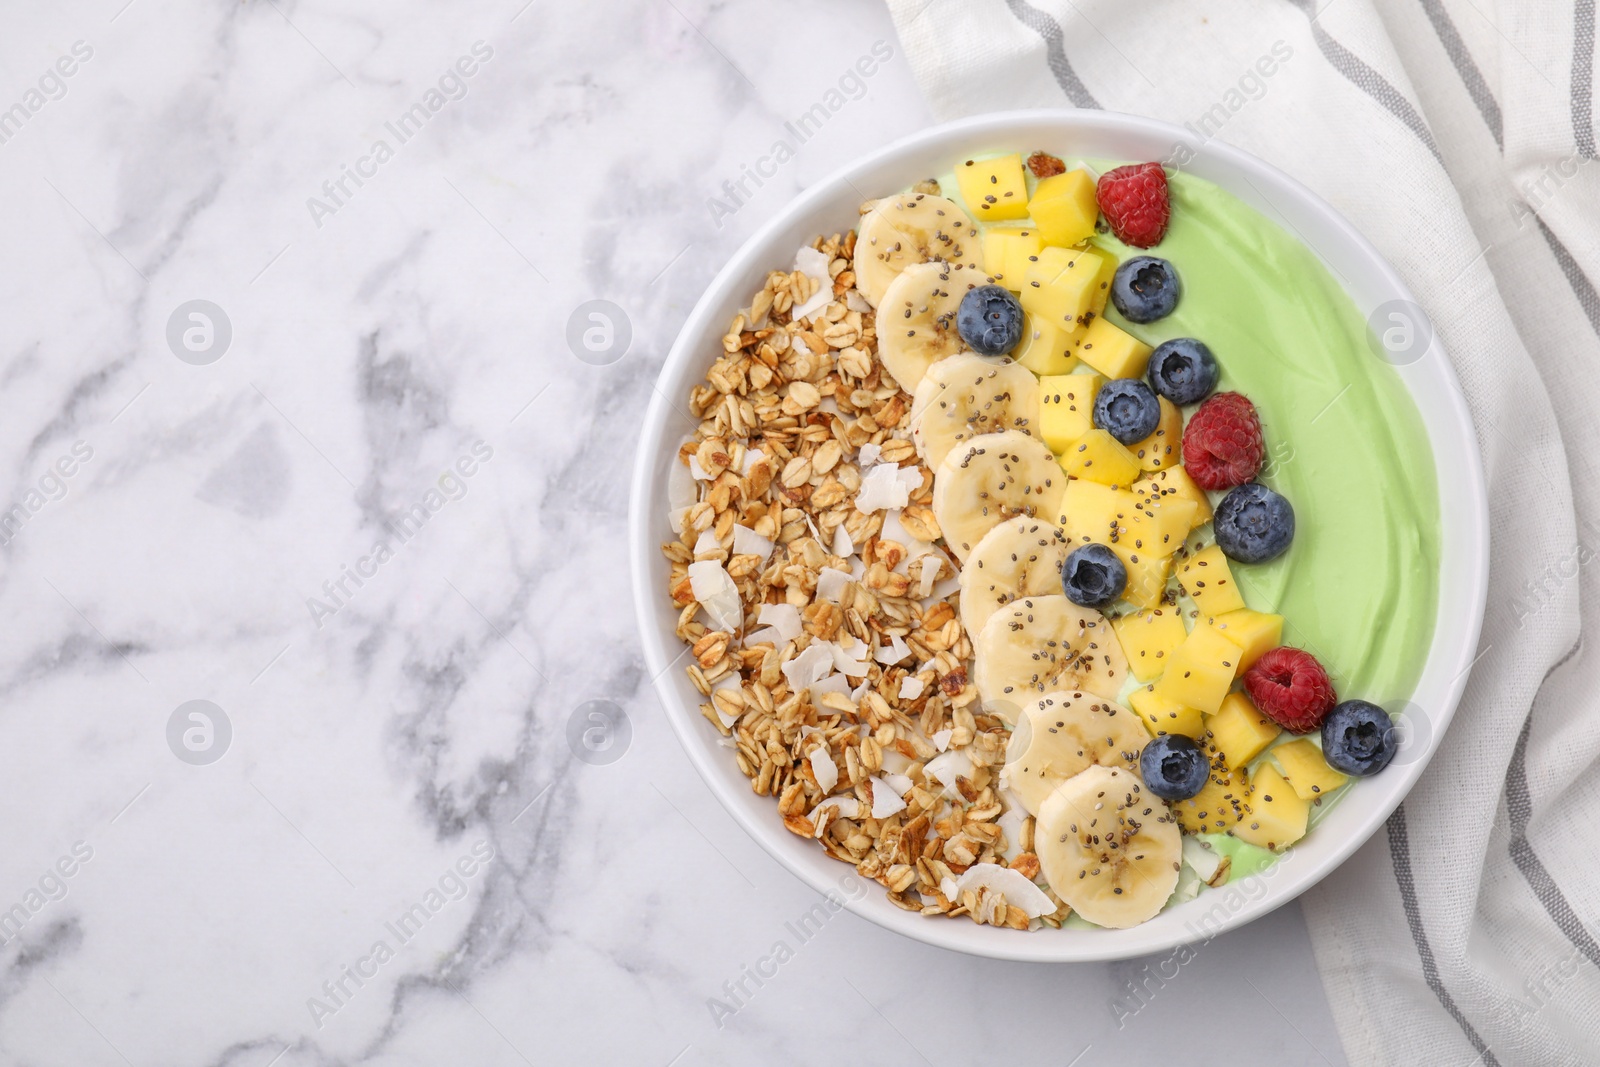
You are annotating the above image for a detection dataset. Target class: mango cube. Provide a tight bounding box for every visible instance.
[1205,692,1281,769]
[1272,739,1349,800]
[1074,316,1154,380]
[1113,608,1188,683]
[1233,764,1309,850]
[1015,314,1079,376]
[982,225,1045,290]
[1134,466,1213,525]
[1038,373,1103,451]
[1124,489,1200,559]
[1129,683,1205,738]
[1178,544,1247,617]
[1086,250,1117,319]
[1028,169,1099,246]
[1058,479,1139,543]
[1059,429,1142,487]
[1129,397,1182,472]
[1207,609,1284,673]
[1120,552,1174,610]
[1021,247,1107,332]
[1153,623,1240,715]
[956,153,1030,221]
[1171,758,1250,835]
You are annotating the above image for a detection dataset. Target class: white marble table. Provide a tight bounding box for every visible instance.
[0,1,1347,1063]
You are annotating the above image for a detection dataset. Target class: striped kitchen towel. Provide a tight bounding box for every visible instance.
[886,2,1600,1065]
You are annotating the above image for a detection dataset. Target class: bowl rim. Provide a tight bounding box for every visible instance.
[628,108,1489,962]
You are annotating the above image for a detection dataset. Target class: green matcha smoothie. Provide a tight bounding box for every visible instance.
[1088,171,1440,708]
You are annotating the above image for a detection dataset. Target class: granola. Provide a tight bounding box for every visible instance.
[660,225,1068,930]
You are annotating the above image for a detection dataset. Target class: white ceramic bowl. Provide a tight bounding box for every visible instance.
[629,110,1489,962]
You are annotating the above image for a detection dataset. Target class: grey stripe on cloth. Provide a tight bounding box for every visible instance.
[1417,0,1503,148]
[1536,215,1600,335]
[1503,648,1600,969]
[1285,0,1445,165]
[1398,0,1600,340]
[1575,0,1596,157]
[1386,805,1504,1067]
[1002,0,1101,108]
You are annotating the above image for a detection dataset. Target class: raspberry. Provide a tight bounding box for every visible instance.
[1243,647,1337,733]
[1182,392,1265,491]
[1096,163,1170,248]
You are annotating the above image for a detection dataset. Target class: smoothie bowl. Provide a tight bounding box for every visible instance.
[630,112,1487,961]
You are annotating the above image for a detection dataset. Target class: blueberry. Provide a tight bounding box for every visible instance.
[1147,338,1219,405]
[1139,734,1210,801]
[1321,700,1398,776]
[957,284,1025,356]
[1213,483,1295,563]
[1092,378,1161,444]
[1111,256,1180,324]
[1060,543,1126,609]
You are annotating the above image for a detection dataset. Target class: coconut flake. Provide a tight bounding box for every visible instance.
[689,454,712,481]
[792,246,833,321]
[916,555,943,599]
[740,447,765,476]
[954,863,1056,918]
[931,727,952,751]
[920,565,963,605]
[851,463,915,515]
[831,523,854,558]
[869,777,908,819]
[668,453,697,509]
[815,567,852,602]
[1182,836,1223,883]
[899,676,926,700]
[829,637,870,679]
[687,561,741,633]
[850,676,872,702]
[732,524,774,562]
[939,876,961,902]
[743,627,781,648]
[874,633,912,666]
[757,603,802,644]
[809,673,852,701]
[693,528,722,557]
[668,507,690,536]
[809,746,839,794]
[857,442,882,470]
[845,289,872,314]
[881,747,912,775]
[997,789,1030,860]
[923,749,975,799]
[880,771,914,796]
[813,795,861,821]
[781,642,835,693]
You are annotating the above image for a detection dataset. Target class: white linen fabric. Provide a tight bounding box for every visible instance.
[885,2,1600,1064]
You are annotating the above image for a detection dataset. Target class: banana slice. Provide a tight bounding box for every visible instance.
[973,594,1129,711]
[959,516,1070,637]
[854,193,982,309]
[1036,765,1182,929]
[932,430,1065,561]
[911,353,1040,469]
[877,262,983,393]
[1002,692,1147,817]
